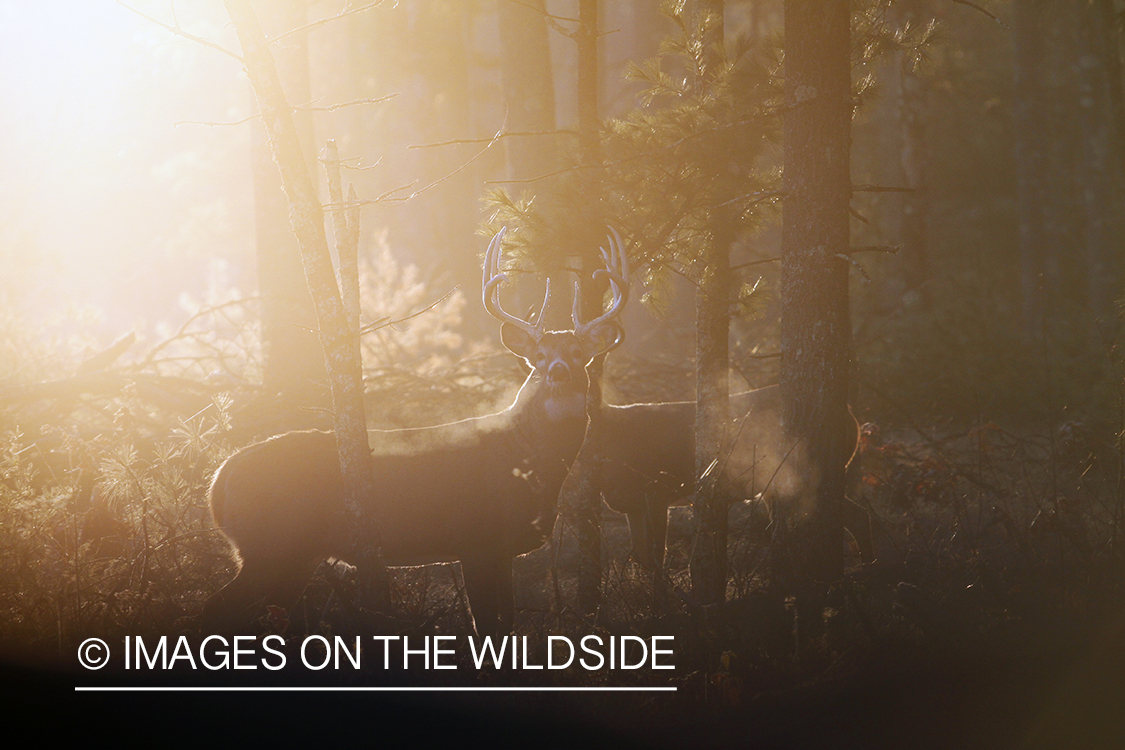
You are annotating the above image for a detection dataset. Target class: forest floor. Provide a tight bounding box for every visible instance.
[7,412,1125,747]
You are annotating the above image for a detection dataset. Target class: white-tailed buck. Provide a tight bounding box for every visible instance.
[207,228,629,635]
[598,386,870,572]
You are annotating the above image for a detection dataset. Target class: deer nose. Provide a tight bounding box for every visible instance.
[547,361,570,384]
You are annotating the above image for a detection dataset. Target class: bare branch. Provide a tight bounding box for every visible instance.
[849,244,901,255]
[852,183,914,193]
[267,0,392,46]
[294,93,398,113]
[730,256,780,271]
[410,128,580,150]
[836,253,872,282]
[174,113,259,128]
[359,287,460,336]
[118,1,243,61]
[140,298,259,367]
[505,0,578,23]
[949,0,1007,28]
[849,206,871,224]
[403,127,504,202]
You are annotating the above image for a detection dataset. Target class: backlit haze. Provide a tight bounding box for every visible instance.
[0,2,252,343]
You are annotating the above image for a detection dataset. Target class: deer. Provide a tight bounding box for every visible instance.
[595,386,871,574]
[206,227,629,636]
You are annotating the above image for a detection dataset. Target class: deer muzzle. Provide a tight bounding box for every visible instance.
[547,361,571,385]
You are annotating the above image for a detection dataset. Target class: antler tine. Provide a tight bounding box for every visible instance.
[482,227,542,339]
[534,276,552,330]
[573,227,630,336]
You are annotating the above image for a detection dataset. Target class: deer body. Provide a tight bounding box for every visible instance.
[207,229,628,635]
[597,385,869,571]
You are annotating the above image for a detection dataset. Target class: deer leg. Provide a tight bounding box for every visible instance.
[462,556,513,638]
[627,510,654,569]
[648,499,669,573]
[629,498,670,609]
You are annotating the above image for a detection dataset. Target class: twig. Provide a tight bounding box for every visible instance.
[267,0,391,46]
[118,2,243,61]
[836,253,872,283]
[730,256,780,271]
[410,128,579,150]
[140,298,259,367]
[848,245,901,255]
[358,288,460,336]
[506,0,578,24]
[403,127,505,202]
[949,0,1007,28]
[174,113,259,128]
[295,93,398,113]
[852,183,913,193]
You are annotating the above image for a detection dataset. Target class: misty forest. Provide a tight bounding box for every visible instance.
[5,0,1125,746]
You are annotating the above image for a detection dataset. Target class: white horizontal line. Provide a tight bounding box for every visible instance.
[75,686,676,692]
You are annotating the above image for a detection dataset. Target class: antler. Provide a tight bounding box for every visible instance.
[573,227,630,338]
[482,227,551,340]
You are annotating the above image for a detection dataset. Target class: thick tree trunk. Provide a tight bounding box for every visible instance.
[497,0,565,327]
[779,0,852,589]
[573,0,605,618]
[224,0,389,612]
[1012,0,1050,339]
[498,0,558,182]
[690,0,730,607]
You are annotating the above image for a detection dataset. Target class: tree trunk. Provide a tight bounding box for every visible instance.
[779,0,852,590]
[224,0,389,612]
[498,0,559,182]
[896,0,930,307]
[497,0,565,327]
[1071,0,1125,340]
[690,0,730,607]
[572,0,605,619]
[1012,0,1050,339]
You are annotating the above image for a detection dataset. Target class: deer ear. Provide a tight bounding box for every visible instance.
[501,323,539,362]
[580,321,624,360]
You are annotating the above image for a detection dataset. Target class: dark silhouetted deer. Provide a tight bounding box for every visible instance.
[597,386,870,572]
[207,228,629,635]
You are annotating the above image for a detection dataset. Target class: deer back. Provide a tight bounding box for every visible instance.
[599,385,861,514]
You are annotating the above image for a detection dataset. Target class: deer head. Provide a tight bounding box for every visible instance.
[482,227,628,424]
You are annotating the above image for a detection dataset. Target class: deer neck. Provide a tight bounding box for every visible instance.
[508,374,589,486]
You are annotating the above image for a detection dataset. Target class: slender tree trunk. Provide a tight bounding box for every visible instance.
[573,0,606,618]
[779,0,852,591]
[690,0,730,606]
[896,0,929,306]
[224,0,389,612]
